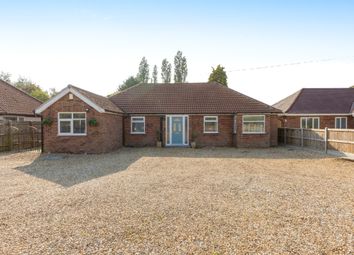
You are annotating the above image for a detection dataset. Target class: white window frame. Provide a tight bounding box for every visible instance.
[131,116,145,134]
[300,117,320,129]
[242,115,266,134]
[58,112,86,136]
[203,116,218,133]
[335,117,347,129]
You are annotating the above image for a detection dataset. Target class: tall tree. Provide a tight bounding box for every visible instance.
[118,76,140,91]
[48,88,59,98]
[137,57,149,83]
[208,65,228,86]
[14,77,50,102]
[174,51,188,83]
[0,71,11,83]
[161,59,172,83]
[152,65,158,83]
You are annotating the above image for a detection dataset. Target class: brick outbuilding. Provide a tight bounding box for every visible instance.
[35,85,123,153]
[36,82,281,153]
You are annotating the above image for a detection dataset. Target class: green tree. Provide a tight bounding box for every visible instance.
[208,65,228,86]
[174,51,188,83]
[152,65,158,83]
[137,57,149,83]
[161,59,172,83]
[118,76,140,91]
[0,71,11,83]
[14,77,49,102]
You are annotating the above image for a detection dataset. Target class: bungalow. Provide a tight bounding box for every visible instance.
[0,79,42,122]
[273,88,354,129]
[35,82,281,153]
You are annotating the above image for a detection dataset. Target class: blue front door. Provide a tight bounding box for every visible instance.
[171,117,183,145]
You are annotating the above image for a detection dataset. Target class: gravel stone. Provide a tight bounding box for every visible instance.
[0,147,353,254]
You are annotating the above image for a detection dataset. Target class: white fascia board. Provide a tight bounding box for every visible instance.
[278,113,352,116]
[69,89,105,113]
[35,87,105,114]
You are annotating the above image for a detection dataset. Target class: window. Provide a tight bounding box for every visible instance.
[131,116,145,134]
[58,112,86,135]
[300,117,320,129]
[204,116,218,133]
[4,116,18,121]
[242,115,265,134]
[335,117,347,129]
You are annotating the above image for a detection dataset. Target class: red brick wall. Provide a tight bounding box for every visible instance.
[235,114,279,148]
[270,115,280,146]
[124,115,161,147]
[189,115,234,147]
[124,114,278,148]
[42,94,123,153]
[280,115,354,129]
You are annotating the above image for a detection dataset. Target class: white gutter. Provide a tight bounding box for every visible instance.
[278,113,352,116]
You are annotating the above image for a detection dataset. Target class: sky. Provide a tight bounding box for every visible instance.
[0,0,354,104]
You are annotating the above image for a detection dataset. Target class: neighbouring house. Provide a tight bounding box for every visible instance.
[273,88,354,129]
[0,79,42,122]
[35,82,281,153]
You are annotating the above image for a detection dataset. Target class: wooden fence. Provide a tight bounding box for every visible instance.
[279,128,354,154]
[0,121,42,152]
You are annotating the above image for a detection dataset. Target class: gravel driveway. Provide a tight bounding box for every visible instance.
[0,147,353,254]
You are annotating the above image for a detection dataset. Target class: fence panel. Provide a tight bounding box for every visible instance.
[0,121,42,152]
[327,129,354,154]
[279,127,354,155]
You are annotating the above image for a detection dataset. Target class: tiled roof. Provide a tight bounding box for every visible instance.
[273,88,354,114]
[109,82,280,114]
[69,85,123,113]
[0,79,42,116]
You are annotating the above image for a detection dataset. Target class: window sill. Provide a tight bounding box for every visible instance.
[203,131,219,134]
[57,134,87,137]
[242,132,267,135]
[131,132,146,135]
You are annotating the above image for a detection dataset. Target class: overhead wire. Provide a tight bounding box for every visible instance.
[227,56,354,72]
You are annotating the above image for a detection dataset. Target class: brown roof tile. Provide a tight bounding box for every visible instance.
[273,88,354,114]
[109,82,280,114]
[69,85,123,113]
[0,79,42,116]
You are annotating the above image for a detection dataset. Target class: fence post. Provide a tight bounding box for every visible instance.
[30,122,35,148]
[284,128,287,145]
[324,127,328,153]
[301,128,304,147]
[7,121,12,151]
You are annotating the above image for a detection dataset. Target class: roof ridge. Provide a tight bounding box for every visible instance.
[216,82,279,112]
[301,87,354,89]
[286,88,304,113]
[69,85,124,113]
[0,79,43,103]
[272,89,302,112]
[109,82,144,98]
[68,84,107,98]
